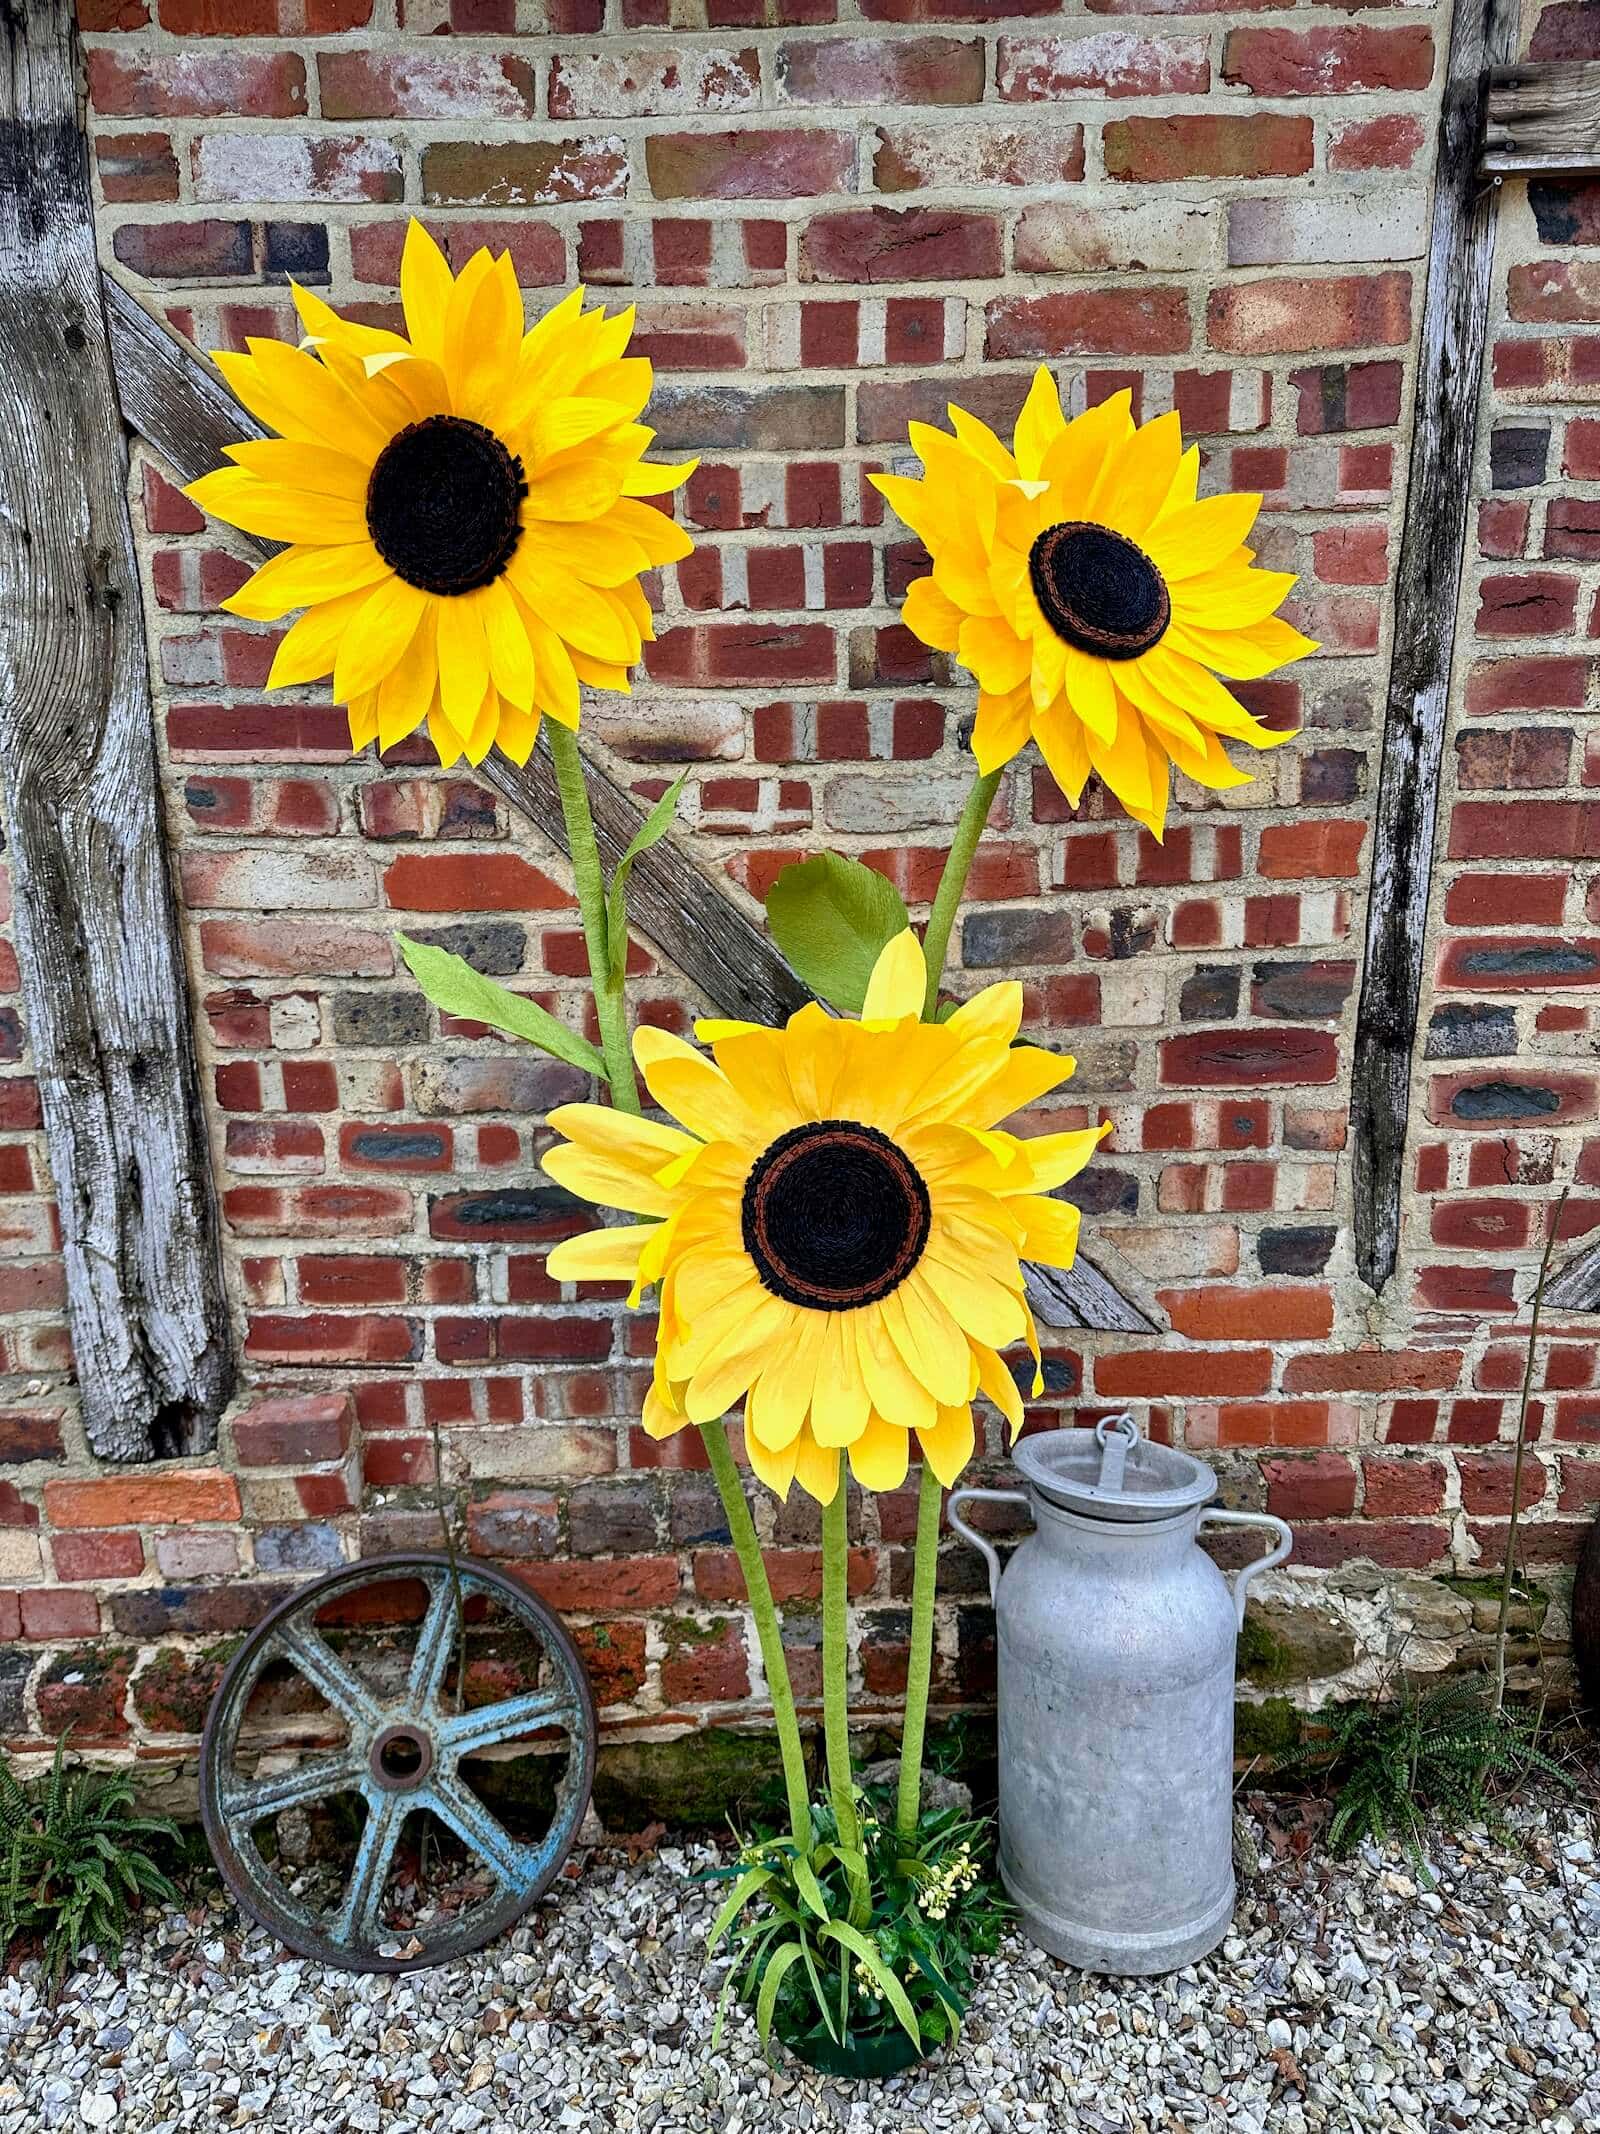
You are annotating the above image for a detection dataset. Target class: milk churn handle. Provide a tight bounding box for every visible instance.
[1196,1509,1294,1630]
[1093,1411,1139,1496]
[946,1488,1029,1605]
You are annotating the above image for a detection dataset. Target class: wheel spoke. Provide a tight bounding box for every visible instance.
[224,1752,365,1824]
[331,1792,405,1952]
[407,1575,461,1712]
[437,1687,579,1757]
[276,1624,382,1727]
[424,1774,542,1889]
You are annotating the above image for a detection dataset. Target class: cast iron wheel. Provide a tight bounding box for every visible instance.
[200,1552,597,1971]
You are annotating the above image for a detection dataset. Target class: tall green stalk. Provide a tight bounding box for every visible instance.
[543,722,812,1848]
[920,766,1002,1020]
[547,722,639,1115]
[821,1482,868,1923]
[700,1418,812,1846]
[896,759,1003,1837]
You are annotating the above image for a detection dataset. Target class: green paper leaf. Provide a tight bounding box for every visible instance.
[819,1919,922,2048]
[756,1937,806,2049]
[706,1864,773,1955]
[764,852,910,1015]
[396,933,606,1079]
[606,774,686,990]
[792,1853,830,1922]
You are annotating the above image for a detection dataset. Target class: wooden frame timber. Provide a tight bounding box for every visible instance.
[1349,0,1518,1295]
[0,6,233,1461]
[104,281,1155,1337]
[1482,63,1600,175]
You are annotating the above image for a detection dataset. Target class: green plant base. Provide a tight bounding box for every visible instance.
[776,2018,931,2079]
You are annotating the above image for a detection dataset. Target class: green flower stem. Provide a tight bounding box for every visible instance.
[698,1419,812,1848]
[822,1481,869,1923]
[920,765,1002,1020]
[896,1460,943,1839]
[546,721,640,1115]
[896,758,1002,1838]
[544,728,810,1848]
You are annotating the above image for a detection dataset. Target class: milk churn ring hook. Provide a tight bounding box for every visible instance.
[1092,1411,1139,1495]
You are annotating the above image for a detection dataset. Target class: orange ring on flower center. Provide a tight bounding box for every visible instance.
[741,1120,931,1310]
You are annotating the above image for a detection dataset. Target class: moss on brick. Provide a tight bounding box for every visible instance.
[1236,1602,1357,1687]
[592,1728,794,1829]
[1234,1696,1303,1759]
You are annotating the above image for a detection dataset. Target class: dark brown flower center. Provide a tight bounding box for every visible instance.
[365,415,526,596]
[741,1120,931,1311]
[1028,521,1170,661]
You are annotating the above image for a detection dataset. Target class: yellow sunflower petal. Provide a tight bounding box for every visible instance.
[1013,366,1065,483]
[972,686,1032,774]
[542,1143,678,1218]
[544,1222,658,1283]
[862,929,926,1026]
[221,542,390,622]
[848,1411,910,1493]
[333,573,429,704]
[916,1403,976,1488]
[973,1347,1023,1440]
[745,1423,799,1502]
[901,574,964,652]
[793,1428,842,1506]
[265,587,374,689]
[1012,1194,1083,1267]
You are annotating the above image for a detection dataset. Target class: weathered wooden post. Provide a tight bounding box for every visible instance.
[0,4,231,1459]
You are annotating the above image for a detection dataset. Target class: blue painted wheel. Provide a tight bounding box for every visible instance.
[200,1552,596,1971]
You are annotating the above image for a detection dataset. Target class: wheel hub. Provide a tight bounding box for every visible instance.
[369,1722,435,1793]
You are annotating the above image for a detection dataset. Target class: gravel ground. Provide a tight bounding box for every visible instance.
[3,1793,1596,2134]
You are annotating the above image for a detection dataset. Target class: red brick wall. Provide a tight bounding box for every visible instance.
[1,0,1593,1785]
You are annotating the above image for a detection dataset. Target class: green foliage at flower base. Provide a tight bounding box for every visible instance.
[1,1739,180,1992]
[702,1787,1008,2066]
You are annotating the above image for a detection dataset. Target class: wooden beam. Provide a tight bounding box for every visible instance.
[0,6,232,1460]
[1542,1236,1600,1314]
[1349,0,1517,1295]
[105,277,1156,1337]
[1482,62,1600,175]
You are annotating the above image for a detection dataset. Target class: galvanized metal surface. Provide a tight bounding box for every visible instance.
[949,1420,1292,1977]
[200,1552,597,1973]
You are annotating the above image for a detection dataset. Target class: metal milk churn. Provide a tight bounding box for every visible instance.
[948,1414,1292,1976]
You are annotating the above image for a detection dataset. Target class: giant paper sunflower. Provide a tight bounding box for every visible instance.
[542,931,1106,1504]
[871,369,1316,838]
[184,220,694,768]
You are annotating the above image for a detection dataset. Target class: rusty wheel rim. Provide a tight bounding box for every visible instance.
[199,1552,597,1972]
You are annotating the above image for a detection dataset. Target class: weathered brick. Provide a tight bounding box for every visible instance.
[649,129,854,200]
[802,207,1002,284]
[1208,273,1411,356]
[997,33,1209,101]
[874,122,1083,193]
[1222,26,1434,96]
[1016,201,1216,276]
[1105,115,1313,185]
[422,139,628,207]
[987,288,1191,358]
[549,47,760,119]
[192,133,401,204]
[46,1473,241,1530]
[318,51,538,120]
[778,36,984,107]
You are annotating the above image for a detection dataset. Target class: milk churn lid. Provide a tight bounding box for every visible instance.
[1011,1414,1218,1523]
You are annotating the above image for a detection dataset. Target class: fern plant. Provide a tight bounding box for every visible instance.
[1,1739,179,1990]
[1291,1677,1573,1868]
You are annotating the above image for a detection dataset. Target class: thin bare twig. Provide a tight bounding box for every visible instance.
[1493,1186,1569,1714]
